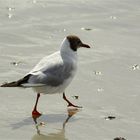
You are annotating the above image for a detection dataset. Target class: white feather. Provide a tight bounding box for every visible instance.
[22,38,78,94]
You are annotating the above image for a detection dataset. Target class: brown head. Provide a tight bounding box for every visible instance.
[66,35,90,51]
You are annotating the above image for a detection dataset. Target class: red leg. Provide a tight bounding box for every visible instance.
[32,93,42,117]
[63,92,82,108]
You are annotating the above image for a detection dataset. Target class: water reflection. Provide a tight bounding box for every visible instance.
[32,107,80,140]
[32,128,67,140]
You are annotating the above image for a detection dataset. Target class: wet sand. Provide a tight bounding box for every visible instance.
[0,0,140,140]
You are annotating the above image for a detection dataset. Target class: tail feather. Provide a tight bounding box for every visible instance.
[0,74,31,87]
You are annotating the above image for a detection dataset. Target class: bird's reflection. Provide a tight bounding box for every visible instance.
[32,107,80,140]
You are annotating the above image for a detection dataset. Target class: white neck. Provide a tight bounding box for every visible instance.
[60,38,78,62]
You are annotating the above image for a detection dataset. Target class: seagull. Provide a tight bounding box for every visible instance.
[1,35,90,117]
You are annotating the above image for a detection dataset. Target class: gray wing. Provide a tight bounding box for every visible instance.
[28,63,74,87]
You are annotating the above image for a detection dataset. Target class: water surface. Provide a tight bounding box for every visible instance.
[0,0,140,140]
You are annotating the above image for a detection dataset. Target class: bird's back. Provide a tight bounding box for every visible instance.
[29,51,61,74]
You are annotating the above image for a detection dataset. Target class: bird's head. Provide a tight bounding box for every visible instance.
[61,35,90,53]
[66,35,90,51]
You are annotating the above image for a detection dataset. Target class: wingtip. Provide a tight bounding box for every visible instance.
[1,82,9,87]
[0,82,18,87]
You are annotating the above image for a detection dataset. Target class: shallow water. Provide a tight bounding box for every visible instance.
[0,0,140,140]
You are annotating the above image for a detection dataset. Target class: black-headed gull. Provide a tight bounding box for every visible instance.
[1,35,90,117]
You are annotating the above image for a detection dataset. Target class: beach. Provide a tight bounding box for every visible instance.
[0,0,140,139]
